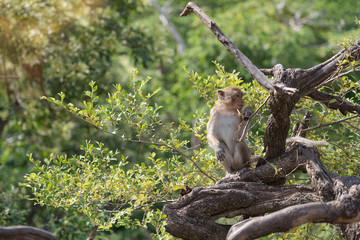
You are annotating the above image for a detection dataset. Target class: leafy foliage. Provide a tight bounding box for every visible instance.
[23,68,218,237]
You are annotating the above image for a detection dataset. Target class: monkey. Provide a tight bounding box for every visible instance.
[207,86,252,174]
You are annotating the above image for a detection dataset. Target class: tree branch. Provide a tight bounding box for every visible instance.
[286,136,328,147]
[180,2,274,93]
[0,226,56,240]
[164,180,318,240]
[296,39,360,95]
[227,148,360,240]
[301,114,360,133]
[151,0,185,55]
[219,145,307,185]
[164,147,323,240]
[227,196,360,240]
[317,66,360,89]
[308,91,360,115]
[87,225,98,240]
[0,75,18,79]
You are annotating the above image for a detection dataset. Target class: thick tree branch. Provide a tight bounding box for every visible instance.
[298,40,360,94]
[164,181,318,240]
[261,39,360,96]
[219,145,307,184]
[308,91,360,115]
[226,145,360,240]
[227,195,360,240]
[227,148,360,240]
[180,2,274,93]
[164,147,321,240]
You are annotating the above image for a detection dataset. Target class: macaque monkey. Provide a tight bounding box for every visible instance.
[207,86,251,174]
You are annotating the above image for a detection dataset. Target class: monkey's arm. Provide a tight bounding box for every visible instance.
[207,131,235,173]
[207,130,225,161]
[207,126,231,160]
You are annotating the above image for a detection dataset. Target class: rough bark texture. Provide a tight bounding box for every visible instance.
[164,2,360,240]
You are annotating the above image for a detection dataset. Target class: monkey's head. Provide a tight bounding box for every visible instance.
[217,86,244,110]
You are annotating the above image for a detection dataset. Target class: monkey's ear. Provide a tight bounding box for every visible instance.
[217,90,225,100]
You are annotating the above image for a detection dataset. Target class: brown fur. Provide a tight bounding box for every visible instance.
[207,86,251,173]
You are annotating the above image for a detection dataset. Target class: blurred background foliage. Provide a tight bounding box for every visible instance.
[0,0,359,239]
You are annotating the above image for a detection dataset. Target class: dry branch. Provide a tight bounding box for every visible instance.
[180,2,274,93]
[285,136,328,147]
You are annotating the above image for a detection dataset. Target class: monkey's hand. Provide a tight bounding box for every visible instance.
[242,109,252,120]
[215,149,226,162]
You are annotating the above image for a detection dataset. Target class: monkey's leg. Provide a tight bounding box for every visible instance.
[217,142,235,173]
[233,141,251,172]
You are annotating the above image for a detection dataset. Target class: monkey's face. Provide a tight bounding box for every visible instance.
[217,87,244,110]
[232,91,244,110]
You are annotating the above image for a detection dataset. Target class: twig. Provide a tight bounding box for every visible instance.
[317,66,360,89]
[301,114,360,133]
[346,122,360,133]
[87,225,98,240]
[307,91,360,115]
[238,95,270,142]
[180,2,274,93]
